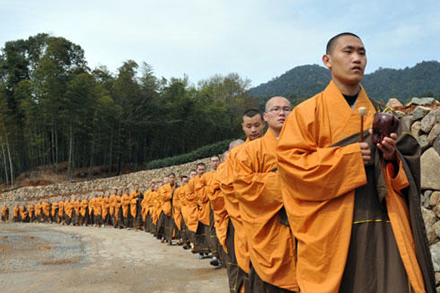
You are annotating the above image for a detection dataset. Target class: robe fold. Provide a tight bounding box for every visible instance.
[277,81,435,293]
[221,142,250,274]
[234,129,298,291]
[208,163,229,253]
[184,177,200,233]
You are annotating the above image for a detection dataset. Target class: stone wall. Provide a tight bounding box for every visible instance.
[405,102,440,283]
[0,158,210,207]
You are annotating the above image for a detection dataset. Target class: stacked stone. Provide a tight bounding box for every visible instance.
[0,157,210,208]
[391,97,440,287]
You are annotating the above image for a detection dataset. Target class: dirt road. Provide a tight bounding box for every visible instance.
[0,223,228,293]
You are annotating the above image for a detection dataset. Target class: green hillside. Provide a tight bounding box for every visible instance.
[251,61,440,104]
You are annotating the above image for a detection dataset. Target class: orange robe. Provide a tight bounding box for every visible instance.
[1,205,8,220]
[234,129,298,291]
[121,193,130,218]
[207,163,229,252]
[73,200,80,217]
[51,202,59,218]
[80,199,89,217]
[28,204,35,219]
[65,201,73,219]
[42,202,51,217]
[94,197,103,217]
[58,202,64,222]
[88,198,95,216]
[141,190,152,221]
[184,177,200,233]
[220,141,250,273]
[277,81,426,293]
[130,191,141,218]
[35,203,42,218]
[102,197,109,220]
[114,195,122,221]
[158,183,174,217]
[195,171,213,226]
[150,191,160,225]
[109,194,116,217]
[173,186,183,230]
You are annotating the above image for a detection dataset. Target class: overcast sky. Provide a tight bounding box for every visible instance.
[1,0,440,87]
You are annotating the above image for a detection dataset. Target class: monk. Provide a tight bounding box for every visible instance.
[183,164,207,257]
[207,151,229,260]
[35,201,42,222]
[109,189,117,226]
[28,203,35,222]
[79,196,89,226]
[156,176,176,243]
[234,97,297,292]
[102,192,110,227]
[20,205,29,222]
[51,201,59,224]
[1,205,8,221]
[129,184,142,230]
[121,188,131,228]
[42,201,51,223]
[142,182,155,233]
[180,171,197,249]
[150,182,161,233]
[198,156,223,266]
[173,176,188,245]
[65,199,73,225]
[58,200,64,224]
[95,193,103,227]
[221,109,265,293]
[277,32,435,293]
[115,190,123,228]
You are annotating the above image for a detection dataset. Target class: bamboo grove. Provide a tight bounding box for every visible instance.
[0,33,257,185]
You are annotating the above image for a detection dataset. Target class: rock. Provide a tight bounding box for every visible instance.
[436,272,440,286]
[421,109,440,133]
[431,191,440,207]
[421,148,440,190]
[418,134,430,152]
[426,190,434,208]
[386,98,404,110]
[400,115,412,132]
[430,123,440,144]
[430,241,440,271]
[434,136,440,156]
[434,221,440,238]
[413,106,432,121]
[427,226,438,245]
[411,121,422,139]
[422,206,438,227]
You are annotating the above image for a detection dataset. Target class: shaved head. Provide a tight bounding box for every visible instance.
[326,32,361,54]
[265,96,291,112]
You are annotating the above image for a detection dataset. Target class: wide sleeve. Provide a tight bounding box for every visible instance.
[234,146,282,216]
[277,105,367,202]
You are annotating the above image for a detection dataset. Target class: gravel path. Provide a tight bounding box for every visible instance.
[0,222,228,293]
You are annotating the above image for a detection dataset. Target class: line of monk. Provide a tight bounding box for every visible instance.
[1,32,436,293]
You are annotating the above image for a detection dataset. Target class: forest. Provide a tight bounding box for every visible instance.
[0,34,257,185]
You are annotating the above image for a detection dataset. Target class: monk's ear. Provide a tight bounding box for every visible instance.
[322,54,331,70]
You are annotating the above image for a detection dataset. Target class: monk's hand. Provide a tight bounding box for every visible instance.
[360,142,371,165]
[376,133,397,161]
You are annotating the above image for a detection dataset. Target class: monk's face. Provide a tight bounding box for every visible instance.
[196,165,206,176]
[323,35,366,87]
[169,175,176,185]
[181,177,189,186]
[263,97,291,134]
[210,157,220,171]
[189,171,197,179]
[242,114,264,141]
